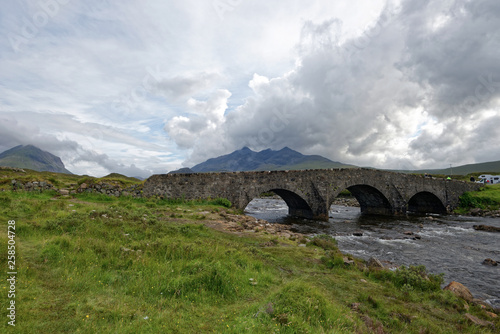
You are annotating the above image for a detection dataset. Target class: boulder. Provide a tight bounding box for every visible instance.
[464,313,494,327]
[470,208,484,216]
[59,189,70,196]
[473,225,500,233]
[444,281,474,302]
[485,311,498,319]
[482,258,498,266]
[367,257,384,268]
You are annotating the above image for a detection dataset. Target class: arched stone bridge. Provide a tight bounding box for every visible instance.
[143,169,481,220]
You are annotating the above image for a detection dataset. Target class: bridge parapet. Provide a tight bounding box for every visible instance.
[143,169,481,220]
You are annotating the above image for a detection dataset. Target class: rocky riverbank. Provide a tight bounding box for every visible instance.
[467,208,500,218]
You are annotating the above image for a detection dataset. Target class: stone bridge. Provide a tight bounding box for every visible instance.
[143,169,481,220]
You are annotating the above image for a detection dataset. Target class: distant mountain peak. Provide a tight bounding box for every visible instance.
[0,145,72,174]
[190,147,355,172]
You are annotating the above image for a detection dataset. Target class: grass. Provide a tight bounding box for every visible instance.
[0,168,83,190]
[0,172,499,332]
[0,168,144,191]
[457,184,500,213]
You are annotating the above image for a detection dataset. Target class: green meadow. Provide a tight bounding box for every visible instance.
[0,172,498,333]
[457,184,500,213]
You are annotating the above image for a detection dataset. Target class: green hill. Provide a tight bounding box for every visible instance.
[387,160,500,176]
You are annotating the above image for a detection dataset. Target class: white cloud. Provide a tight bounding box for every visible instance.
[1,0,499,176]
[165,89,231,155]
[164,0,500,170]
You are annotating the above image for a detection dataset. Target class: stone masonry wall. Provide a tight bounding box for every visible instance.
[143,168,481,219]
[9,179,143,197]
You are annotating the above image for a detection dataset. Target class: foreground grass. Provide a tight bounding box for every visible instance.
[0,191,498,333]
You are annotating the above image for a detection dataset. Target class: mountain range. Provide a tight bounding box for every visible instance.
[0,144,498,177]
[0,145,72,174]
[189,147,356,172]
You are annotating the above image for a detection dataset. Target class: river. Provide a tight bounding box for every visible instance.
[245,198,500,308]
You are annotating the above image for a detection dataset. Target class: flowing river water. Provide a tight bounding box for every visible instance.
[245,198,500,308]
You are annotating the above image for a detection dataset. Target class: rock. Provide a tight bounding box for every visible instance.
[470,208,484,216]
[59,189,70,195]
[80,183,88,189]
[343,257,354,265]
[473,225,500,233]
[353,232,363,237]
[485,311,498,319]
[403,231,413,235]
[482,258,498,266]
[367,257,384,268]
[472,299,490,309]
[464,313,494,327]
[265,302,274,314]
[444,281,474,302]
[280,233,291,239]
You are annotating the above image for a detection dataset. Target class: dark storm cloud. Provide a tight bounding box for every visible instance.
[397,0,500,118]
[180,0,500,169]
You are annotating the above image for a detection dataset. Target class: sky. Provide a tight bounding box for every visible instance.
[1,0,499,177]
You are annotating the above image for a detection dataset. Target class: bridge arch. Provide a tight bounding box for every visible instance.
[407,191,447,214]
[143,169,481,220]
[270,188,314,218]
[332,184,394,215]
[241,186,314,219]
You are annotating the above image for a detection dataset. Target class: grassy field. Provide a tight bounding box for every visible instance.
[0,189,498,333]
[0,168,143,191]
[457,184,500,213]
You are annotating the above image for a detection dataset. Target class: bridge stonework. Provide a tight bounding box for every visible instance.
[143,169,481,220]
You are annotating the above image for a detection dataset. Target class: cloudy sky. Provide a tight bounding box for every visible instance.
[1,0,499,177]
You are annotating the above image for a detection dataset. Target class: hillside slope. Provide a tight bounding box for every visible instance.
[0,145,72,174]
[390,160,500,176]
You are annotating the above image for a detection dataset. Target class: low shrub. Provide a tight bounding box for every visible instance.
[392,265,444,292]
[310,234,338,250]
[209,197,232,208]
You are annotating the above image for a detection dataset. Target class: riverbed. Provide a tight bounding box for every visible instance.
[245,198,500,308]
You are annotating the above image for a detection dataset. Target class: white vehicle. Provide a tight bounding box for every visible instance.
[477,175,500,184]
